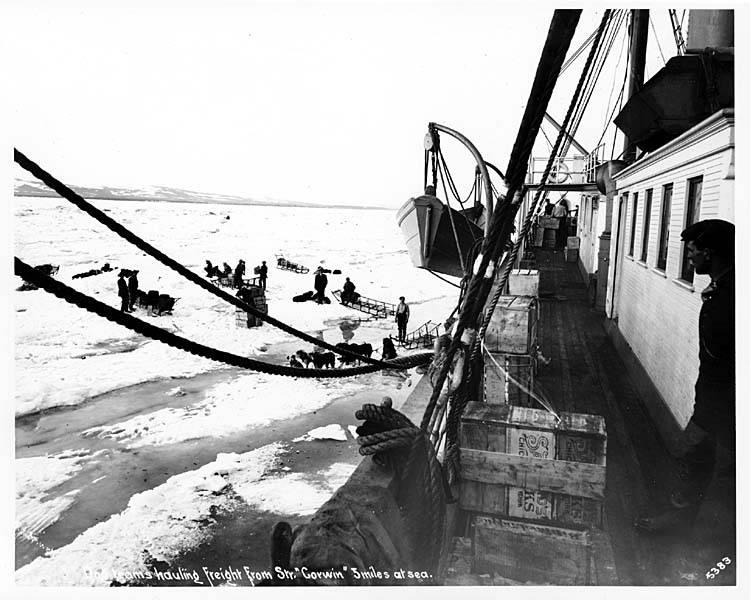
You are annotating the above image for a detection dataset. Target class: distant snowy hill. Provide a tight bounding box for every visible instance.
[14,178,384,209]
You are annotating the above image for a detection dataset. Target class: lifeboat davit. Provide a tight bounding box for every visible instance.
[396,194,483,279]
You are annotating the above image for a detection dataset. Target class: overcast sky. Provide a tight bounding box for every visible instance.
[7,1,679,207]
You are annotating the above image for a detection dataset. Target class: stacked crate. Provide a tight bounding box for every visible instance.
[483,295,538,408]
[235,285,267,328]
[458,402,607,584]
[565,236,580,263]
[537,216,559,249]
[508,269,539,297]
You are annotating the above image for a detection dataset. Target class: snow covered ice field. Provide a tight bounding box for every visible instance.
[13,195,457,585]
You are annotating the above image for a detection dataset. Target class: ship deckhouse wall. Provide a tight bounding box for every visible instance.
[577,192,607,278]
[605,108,734,427]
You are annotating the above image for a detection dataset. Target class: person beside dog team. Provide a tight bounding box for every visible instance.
[204,258,269,290]
[116,269,140,313]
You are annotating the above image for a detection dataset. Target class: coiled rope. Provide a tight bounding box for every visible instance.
[14,149,398,370]
[15,258,431,378]
[355,402,446,569]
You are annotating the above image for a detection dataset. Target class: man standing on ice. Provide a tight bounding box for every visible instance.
[234,259,245,288]
[313,267,328,304]
[117,271,130,313]
[127,270,139,311]
[258,260,268,290]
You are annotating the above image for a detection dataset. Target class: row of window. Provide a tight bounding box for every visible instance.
[626,175,703,283]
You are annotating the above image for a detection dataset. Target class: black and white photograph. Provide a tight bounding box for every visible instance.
[3,0,748,596]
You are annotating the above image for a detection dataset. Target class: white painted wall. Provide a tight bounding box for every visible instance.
[576,193,606,276]
[604,109,734,427]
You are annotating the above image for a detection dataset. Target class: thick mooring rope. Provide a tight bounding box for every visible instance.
[15,258,432,378]
[355,403,446,569]
[14,149,399,370]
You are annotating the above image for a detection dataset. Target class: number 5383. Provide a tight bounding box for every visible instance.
[706,557,732,579]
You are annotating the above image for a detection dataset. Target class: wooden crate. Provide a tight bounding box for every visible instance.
[564,247,579,263]
[483,352,536,407]
[542,229,556,249]
[533,227,544,248]
[235,307,266,328]
[538,216,560,229]
[458,402,606,528]
[566,236,581,249]
[508,269,539,297]
[484,296,538,355]
[473,516,590,585]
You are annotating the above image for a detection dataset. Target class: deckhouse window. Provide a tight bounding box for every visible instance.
[628,192,638,257]
[656,184,672,270]
[680,176,703,283]
[640,189,652,262]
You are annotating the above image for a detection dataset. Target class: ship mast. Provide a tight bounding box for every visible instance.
[621,9,650,164]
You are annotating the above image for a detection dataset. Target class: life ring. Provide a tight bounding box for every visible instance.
[549,159,570,184]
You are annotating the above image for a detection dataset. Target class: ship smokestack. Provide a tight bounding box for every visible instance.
[687,9,734,51]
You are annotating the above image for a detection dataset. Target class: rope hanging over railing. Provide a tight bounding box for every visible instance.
[15,258,432,378]
[13,149,396,370]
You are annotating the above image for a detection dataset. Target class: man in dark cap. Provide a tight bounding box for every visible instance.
[234,259,245,288]
[127,270,139,311]
[636,219,735,532]
[395,296,410,343]
[117,271,130,313]
[313,267,328,304]
[258,260,268,290]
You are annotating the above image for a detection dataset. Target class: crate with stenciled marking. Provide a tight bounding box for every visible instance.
[458,402,606,528]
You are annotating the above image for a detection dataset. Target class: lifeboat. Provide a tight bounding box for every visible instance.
[396,194,484,279]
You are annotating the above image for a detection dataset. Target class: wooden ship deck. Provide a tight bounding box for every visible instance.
[443,247,736,586]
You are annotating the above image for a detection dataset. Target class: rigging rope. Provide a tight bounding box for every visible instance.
[598,15,630,149]
[14,149,397,370]
[419,10,583,458]
[455,10,612,458]
[15,258,432,378]
[650,14,667,65]
[427,269,462,289]
[436,159,469,276]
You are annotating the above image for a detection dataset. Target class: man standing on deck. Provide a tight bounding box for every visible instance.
[635,219,735,533]
[117,271,130,313]
[258,260,268,290]
[395,296,410,343]
[552,199,569,249]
